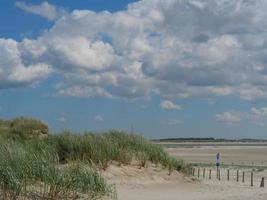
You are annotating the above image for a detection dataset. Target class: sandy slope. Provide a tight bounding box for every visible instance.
[103,165,267,200]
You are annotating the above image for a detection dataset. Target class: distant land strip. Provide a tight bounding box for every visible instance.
[152,138,267,143]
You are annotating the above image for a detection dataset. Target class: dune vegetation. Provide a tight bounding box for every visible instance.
[0,117,49,138]
[0,117,188,200]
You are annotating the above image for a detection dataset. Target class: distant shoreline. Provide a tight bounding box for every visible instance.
[157,142,267,148]
[153,138,267,147]
[153,137,267,143]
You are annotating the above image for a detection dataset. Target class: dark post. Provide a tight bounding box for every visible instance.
[237,170,239,182]
[260,177,264,188]
[227,169,230,181]
[203,168,205,178]
[251,172,253,186]
[242,171,245,183]
[218,169,221,181]
[198,168,200,178]
[209,169,211,179]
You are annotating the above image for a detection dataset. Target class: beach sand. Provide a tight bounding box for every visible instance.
[103,145,267,200]
[104,165,267,200]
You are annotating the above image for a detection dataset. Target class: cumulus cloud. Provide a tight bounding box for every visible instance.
[161,119,182,125]
[4,0,267,101]
[249,107,267,126]
[160,100,181,110]
[216,111,242,124]
[94,115,104,122]
[0,38,52,89]
[58,116,66,123]
[15,1,67,21]
[216,107,267,126]
[57,113,67,123]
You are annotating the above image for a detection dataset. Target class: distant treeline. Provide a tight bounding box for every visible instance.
[153,137,267,142]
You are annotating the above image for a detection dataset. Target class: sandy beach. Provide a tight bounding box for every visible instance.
[104,144,267,200]
[117,178,267,200]
[104,165,267,200]
[166,144,267,166]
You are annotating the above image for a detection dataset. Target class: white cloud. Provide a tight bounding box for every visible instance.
[0,38,52,89]
[163,119,182,125]
[250,107,267,116]
[216,111,242,124]
[58,116,66,123]
[160,100,181,110]
[249,107,267,126]
[4,0,267,101]
[57,112,67,123]
[94,115,104,122]
[216,107,267,126]
[15,1,67,21]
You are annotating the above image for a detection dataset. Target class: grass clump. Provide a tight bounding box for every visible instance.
[42,130,186,173]
[0,139,115,200]
[45,130,175,170]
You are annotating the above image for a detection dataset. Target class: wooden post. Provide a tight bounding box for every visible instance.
[218,169,221,181]
[198,168,200,178]
[203,168,205,178]
[251,172,253,186]
[242,171,245,183]
[237,170,239,182]
[260,177,264,188]
[209,169,211,179]
[227,169,230,181]
[193,168,195,176]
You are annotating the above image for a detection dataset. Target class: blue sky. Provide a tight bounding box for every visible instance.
[1,0,267,138]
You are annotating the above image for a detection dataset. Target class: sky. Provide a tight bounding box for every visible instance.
[1,0,267,139]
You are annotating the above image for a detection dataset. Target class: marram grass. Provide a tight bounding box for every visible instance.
[0,139,115,200]
[0,130,187,199]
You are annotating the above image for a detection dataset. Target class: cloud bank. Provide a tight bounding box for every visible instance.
[3,0,267,101]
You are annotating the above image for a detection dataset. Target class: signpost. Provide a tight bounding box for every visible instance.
[216,152,220,179]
